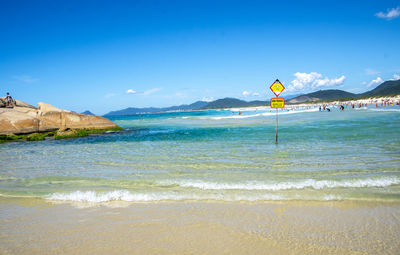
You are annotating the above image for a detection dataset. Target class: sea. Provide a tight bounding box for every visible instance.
[1,105,400,203]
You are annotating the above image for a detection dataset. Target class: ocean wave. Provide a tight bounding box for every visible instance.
[323,195,342,201]
[46,190,283,202]
[210,108,319,120]
[226,107,269,112]
[158,176,400,191]
[367,108,400,112]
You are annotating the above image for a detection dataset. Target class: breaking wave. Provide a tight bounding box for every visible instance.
[158,177,400,191]
[45,176,399,203]
[210,108,319,120]
[367,108,400,112]
[46,190,283,202]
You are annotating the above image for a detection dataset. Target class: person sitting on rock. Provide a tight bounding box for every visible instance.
[5,92,15,107]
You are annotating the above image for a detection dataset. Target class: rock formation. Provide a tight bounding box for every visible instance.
[0,100,119,135]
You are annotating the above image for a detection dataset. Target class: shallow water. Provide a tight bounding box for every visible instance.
[1,105,400,203]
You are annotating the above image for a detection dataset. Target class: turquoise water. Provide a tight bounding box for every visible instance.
[1,105,400,202]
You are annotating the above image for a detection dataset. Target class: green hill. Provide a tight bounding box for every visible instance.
[288,90,356,103]
[360,79,400,97]
[105,101,209,115]
[288,79,400,103]
[201,98,268,109]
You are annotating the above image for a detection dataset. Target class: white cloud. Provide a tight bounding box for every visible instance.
[366,77,383,88]
[125,88,161,95]
[125,89,137,94]
[392,74,400,80]
[252,92,260,97]
[242,91,251,97]
[13,75,39,83]
[287,72,346,92]
[202,96,214,102]
[314,76,346,87]
[375,6,400,20]
[289,72,321,92]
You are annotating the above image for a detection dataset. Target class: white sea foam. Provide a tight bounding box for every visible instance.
[159,176,400,191]
[260,108,319,116]
[323,195,342,201]
[210,108,319,120]
[226,106,270,112]
[46,190,283,202]
[367,108,400,112]
[211,113,262,120]
[39,176,400,203]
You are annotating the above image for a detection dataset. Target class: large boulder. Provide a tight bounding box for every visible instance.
[15,100,36,109]
[38,111,118,131]
[0,102,119,135]
[38,102,67,112]
[0,108,40,134]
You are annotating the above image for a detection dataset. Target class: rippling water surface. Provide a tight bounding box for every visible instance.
[1,106,400,202]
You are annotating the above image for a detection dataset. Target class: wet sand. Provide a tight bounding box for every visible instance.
[1,198,400,254]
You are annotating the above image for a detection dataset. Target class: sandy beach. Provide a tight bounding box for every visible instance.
[1,198,400,255]
[287,96,400,110]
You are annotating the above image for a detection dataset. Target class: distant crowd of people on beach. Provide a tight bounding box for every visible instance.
[317,100,399,112]
[285,98,400,113]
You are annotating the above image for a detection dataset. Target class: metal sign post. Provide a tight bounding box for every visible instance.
[269,79,285,144]
[276,108,278,143]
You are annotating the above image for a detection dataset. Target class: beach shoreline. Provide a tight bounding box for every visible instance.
[1,197,400,254]
[286,95,400,109]
[225,95,400,112]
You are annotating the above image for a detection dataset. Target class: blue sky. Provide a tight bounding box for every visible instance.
[1,0,400,114]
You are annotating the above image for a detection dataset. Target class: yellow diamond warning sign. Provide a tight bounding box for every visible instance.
[270,79,285,97]
[270,98,285,108]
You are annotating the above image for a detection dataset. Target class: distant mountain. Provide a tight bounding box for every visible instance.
[104,79,400,115]
[82,110,95,115]
[288,90,356,103]
[105,101,208,116]
[288,79,400,103]
[104,98,270,116]
[285,94,303,100]
[360,79,400,97]
[201,97,268,109]
[165,100,209,111]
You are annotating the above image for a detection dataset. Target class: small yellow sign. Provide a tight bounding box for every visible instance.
[271,98,285,108]
[270,79,285,97]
